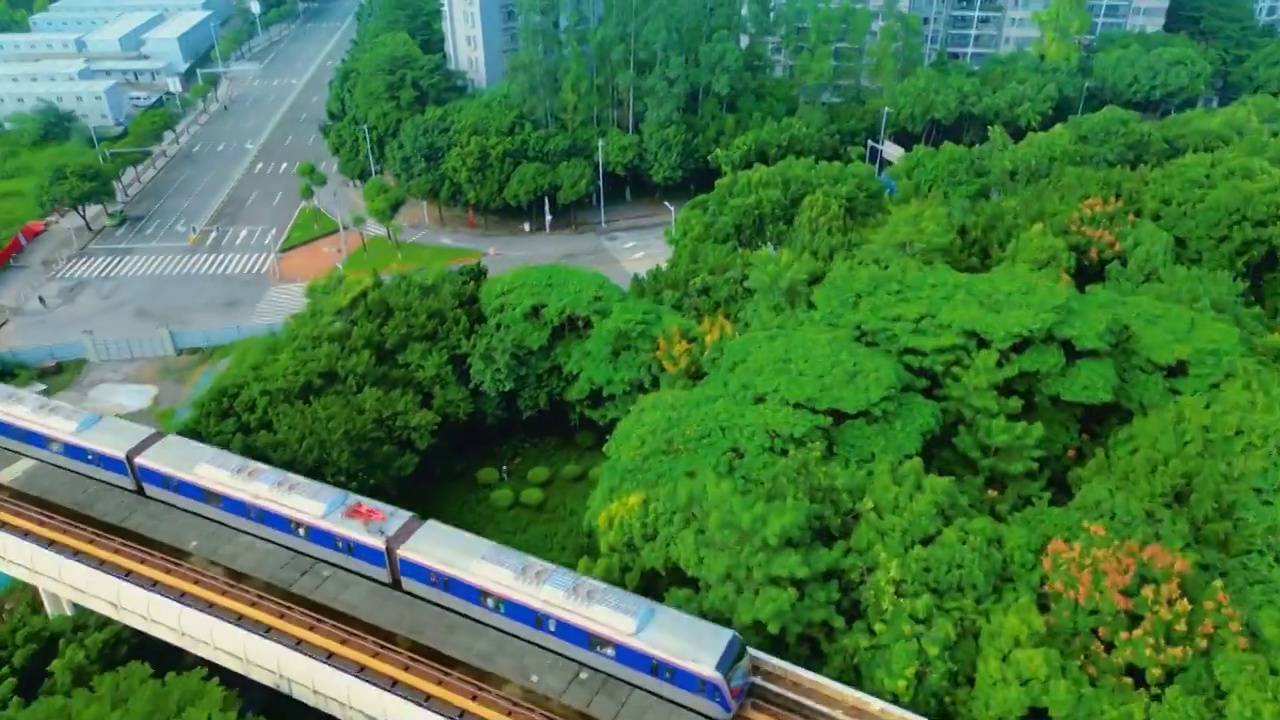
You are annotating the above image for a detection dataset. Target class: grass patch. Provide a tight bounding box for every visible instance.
[343,237,481,276]
[417,435,602,567]
[280,205,339,252]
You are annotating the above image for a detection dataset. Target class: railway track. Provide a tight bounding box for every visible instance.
[0,496,571,720]
[742,651,927,720]
[0,489,928,720]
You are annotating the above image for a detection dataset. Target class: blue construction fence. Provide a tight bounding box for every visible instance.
[0,322,285,365]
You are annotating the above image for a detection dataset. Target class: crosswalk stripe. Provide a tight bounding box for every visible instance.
[249,283,308,324]
[49,253,274,280]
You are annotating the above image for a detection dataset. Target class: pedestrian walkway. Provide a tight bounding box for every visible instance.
[249,283,308,323]
[50,253,273,280]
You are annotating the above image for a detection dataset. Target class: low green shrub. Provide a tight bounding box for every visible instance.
[574,430,598,448]
[489,487,516,509]
[588,465,604,482]
[558,464,584,482]
[527,466,552,485]
[476,467,501,486]
[519,487,546,508]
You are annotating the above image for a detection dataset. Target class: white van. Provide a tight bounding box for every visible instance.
[127,92,155,108]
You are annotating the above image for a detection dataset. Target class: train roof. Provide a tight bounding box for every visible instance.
[398,521,738,671]
[0,383,155,453]
[135,434,415,544]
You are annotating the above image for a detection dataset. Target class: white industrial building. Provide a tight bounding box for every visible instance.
[0,79,126,125]
[0,32,86,59]
[81,11,165,54]
[140,10,214,70]
[41,0,232,21]
[28,11,118,32]
[0,58,91,83]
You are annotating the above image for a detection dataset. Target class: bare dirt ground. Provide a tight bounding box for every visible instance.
[54,352,226,429]
[277,230,364,282]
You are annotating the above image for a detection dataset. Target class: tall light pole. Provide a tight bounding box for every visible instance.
[362,124,377,178]
[87,124,103,164]
[874,106,892,176]
[210,22,224,69]
[662,201,675,238]
[597,138,605,228]
[1076,81,1090,117]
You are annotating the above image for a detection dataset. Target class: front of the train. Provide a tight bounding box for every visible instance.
[724,639,752,705]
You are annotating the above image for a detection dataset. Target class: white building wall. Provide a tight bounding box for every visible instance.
[29,11,120,32]
[0,80,127,126]
[81,11,166,54]
[0,59,91,83]
[0,32,86,59]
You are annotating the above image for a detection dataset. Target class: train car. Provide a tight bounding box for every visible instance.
[0,383,159,490]
[132,435,420,583]
[394,521,751,719]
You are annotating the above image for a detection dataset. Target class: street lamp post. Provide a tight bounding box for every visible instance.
[1076,81,1091,117]
[210,23,224,69]
[662,201,675,238]
[874,106,892,176]
[597,138,606,228]
[362,124,377,178]
[87,125,103,164]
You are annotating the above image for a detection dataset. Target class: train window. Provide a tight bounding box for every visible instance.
[441,577,450,591]
[547,618,556,632]
[202,490,220,507]
[289,521,307,538]
[429,573,438,587]
[346,541,355,554]
[333,537,344,550]
[248,508,260,521]
[649,660,659,676]
[587,635,616,658]
[481,592,505,614]
[662,667,675,681]
[535,614,544,630]
[47,441,64,454]
[697,679,706,694]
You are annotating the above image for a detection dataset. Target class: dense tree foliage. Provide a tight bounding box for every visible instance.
[183,6,1280,720]
[193,91,1280,718]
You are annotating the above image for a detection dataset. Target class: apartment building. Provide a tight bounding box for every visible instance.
[440,0,518,88]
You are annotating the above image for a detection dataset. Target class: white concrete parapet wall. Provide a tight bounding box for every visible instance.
[37,586,77,617]
[0,529,448,720]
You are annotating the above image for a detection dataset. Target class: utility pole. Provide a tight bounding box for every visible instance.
[1076,81,1090,117]
[362,124,377,178]
[597,138,606,228]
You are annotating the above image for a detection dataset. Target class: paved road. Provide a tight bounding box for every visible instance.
[88,0,357,256]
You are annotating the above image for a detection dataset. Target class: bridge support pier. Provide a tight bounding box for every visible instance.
[37,586,77,618]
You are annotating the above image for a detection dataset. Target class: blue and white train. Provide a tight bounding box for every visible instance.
[0,384,751,718]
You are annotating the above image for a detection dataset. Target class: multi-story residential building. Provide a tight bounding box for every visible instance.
[440,0,519,88]
[902,0,1168,66]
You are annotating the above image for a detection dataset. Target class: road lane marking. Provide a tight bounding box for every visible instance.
[264,228,276,249]
[146,219,162,234]
[236,228,248,245]
[285,135,292,145]
[192,142,203,152]
[217,142,226,151]
[300,113,306,121]
[251,227,263,245]
[255,162,263,173]
[279,163,289,173]
[273,192,282,205]
[308,133,315,144]
[266,163,275,173]
[246,191,258,205]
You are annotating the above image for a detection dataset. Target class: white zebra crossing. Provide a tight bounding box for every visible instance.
[250,283,308,324]
[51,253,273,280]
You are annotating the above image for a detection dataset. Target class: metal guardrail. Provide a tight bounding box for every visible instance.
[0,322,284,365]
